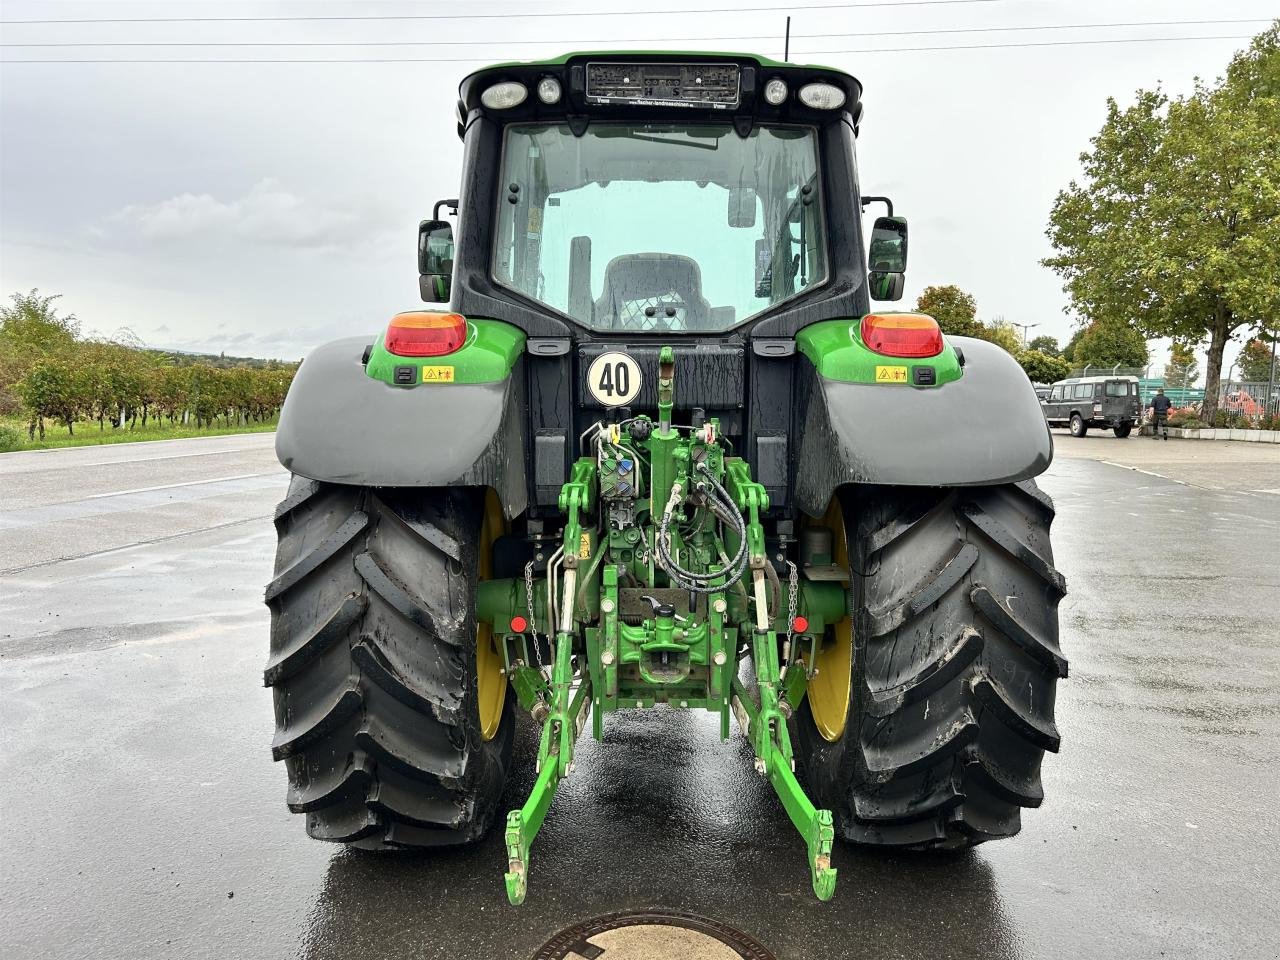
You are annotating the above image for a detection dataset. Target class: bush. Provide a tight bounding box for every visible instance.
[0,424,20,452]
[1177,418,1207,429]
[1260,413,1280,431]
[1212,410,1254,428]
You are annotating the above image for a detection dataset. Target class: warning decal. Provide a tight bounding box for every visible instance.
[421,366,456,383]
[875,365,908,383]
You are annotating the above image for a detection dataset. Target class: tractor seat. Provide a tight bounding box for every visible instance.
[593,253,712,329]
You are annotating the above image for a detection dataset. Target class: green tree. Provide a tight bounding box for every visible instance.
[1044,25,1280,421]
[975,320,1023,355]
[1017,349,1070,384]
[915,285,982,337]
[1028,334,1061,357]
[0,289,81,414]
[1164,341,1200,388]
[1068,318,1150,369]
[17,359,90,437]
[1237,336,1275,383]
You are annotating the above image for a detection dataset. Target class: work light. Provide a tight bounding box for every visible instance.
[536,76,562,105]
[798,82,846,110]
[763,77,789,105]
[481,81,528,110]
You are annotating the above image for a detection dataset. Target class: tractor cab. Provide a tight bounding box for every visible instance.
[416,52,909,514]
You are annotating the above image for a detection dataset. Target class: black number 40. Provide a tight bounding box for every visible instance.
[597,361,630,398]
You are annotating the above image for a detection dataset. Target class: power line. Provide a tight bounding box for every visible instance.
[0,0,1074,26]
[2,18,1269,47]
[0,34,1254,64]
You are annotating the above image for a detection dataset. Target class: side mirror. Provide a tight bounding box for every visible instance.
[418,219,454,303]
[869,271,905,301]
[868,215,908,272]
[728,185,758,228]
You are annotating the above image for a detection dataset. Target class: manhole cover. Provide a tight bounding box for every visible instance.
[532,910,776,960]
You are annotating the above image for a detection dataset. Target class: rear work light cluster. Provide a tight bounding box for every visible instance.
[860,313,944,359]
[385,311,468,357]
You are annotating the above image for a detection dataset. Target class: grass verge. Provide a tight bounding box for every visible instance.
[0,416,278,452]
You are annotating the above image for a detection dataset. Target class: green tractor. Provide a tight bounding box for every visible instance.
[265,52,1066,905]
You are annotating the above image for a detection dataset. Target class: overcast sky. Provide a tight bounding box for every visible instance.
[1,0,1275,374]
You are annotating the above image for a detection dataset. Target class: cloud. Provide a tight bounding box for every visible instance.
[101,179,384,250]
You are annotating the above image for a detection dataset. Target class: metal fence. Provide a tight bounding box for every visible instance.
[1218,380,1277,418]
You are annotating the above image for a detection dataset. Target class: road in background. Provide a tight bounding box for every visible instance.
[2,435,1277,960]
[1050,430,1280,493]
[0,433,283,571]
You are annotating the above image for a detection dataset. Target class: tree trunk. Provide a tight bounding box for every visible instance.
[1202,303,1232,424]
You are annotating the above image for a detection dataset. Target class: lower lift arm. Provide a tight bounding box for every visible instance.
[728,463,838,901]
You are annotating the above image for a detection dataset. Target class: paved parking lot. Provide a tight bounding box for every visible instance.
[1050,429,1280,492]
[2,434,1277,959]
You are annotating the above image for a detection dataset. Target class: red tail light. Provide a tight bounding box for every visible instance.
[860,313,944,359]
[385,311,467,357]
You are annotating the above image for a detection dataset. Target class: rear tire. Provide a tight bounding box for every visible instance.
[1069,414,1087,437]
[795,481,1067,848]
[1113,424,1132,438]
[264,477,514,849]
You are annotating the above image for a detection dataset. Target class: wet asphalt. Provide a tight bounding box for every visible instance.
[1,433,1277,960]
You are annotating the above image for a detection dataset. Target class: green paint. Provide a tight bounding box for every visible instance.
[796,317,964,386]
[364,317,524,386]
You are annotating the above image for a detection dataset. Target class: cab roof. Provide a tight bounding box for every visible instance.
[456,51,863,138]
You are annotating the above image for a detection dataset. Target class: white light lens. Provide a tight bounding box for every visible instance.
[763,77,788,106]
[481,81,528,110]
[798,82,846,110]
[536,76,562,104]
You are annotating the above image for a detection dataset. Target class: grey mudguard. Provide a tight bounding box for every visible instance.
[794,335,1053,517]
[275,336,527,517]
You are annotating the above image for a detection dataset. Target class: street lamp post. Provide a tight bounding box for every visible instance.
[1268,328,1278,419]
[1012,322,1040,348]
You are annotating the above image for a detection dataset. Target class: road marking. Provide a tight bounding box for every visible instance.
[74,446,271,468]
[1098,460,1193,487]
[0,472,287,531]
[1254,488,1280,496]
[84,473,274,499]
[0,514,273,576]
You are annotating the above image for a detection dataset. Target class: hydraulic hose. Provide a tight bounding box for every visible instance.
[656,462,750,593]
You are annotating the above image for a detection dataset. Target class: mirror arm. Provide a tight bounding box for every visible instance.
[433,198,460,220]
[860,195,894,217]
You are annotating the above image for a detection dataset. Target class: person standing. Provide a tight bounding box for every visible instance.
[1149,387,1172,440]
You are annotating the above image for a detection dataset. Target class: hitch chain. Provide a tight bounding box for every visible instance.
[785,560,799,648]
[524,559,548,683]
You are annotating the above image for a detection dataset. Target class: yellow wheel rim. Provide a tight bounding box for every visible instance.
[476,489,507,741]
[806,497,853,742]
